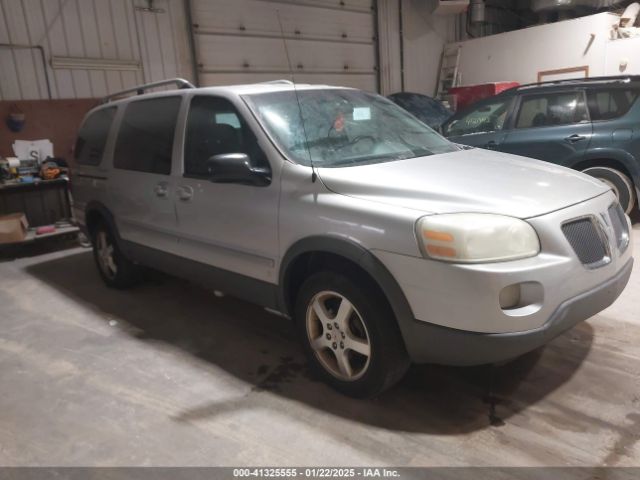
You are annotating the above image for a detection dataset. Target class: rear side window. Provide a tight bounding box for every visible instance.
[114,96,182,175]
[74,107,116,166]
[587,88,639,121]
[444,98,511,136]
[516,91,588,129]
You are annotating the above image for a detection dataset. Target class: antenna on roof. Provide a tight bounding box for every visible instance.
[276,10,316,182]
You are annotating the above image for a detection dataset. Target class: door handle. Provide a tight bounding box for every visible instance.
[485,140,498,149]
[177,185,194,202]
[564,134,586,143]
[154,182,168,197]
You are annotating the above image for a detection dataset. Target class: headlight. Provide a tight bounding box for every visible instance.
[416,213,540,263]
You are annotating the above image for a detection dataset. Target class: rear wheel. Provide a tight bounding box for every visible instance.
[582,166,636,214]
[295,271,409,398]
[92,222,140,289]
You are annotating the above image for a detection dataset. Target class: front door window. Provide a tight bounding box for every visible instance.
[183,95,268,178]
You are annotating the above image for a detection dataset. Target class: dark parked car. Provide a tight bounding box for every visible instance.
[442,76,640,213]
[387,92,452,130]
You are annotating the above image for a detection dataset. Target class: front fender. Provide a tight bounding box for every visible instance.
[278,235,416,342]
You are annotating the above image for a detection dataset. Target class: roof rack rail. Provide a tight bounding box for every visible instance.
[102,78,195,103]
[514,74,640,91]
[260,79,294,85]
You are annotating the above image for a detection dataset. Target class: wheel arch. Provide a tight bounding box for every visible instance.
[570,151,639,186]
[278,236,415,335]
[570,155,639,212]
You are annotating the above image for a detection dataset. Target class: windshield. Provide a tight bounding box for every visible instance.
[243,89,458,167]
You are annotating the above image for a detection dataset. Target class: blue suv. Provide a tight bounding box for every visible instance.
[442,76,640,213]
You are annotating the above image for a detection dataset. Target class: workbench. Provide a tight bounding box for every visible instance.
[0,178,79,245]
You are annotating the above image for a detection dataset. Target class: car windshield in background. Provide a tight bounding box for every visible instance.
[244,89,458,168]
[387,92,452,130]
[443,98,511,137]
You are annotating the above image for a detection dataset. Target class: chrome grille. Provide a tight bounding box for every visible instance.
[608,203,630,251]
[562,218,608,266]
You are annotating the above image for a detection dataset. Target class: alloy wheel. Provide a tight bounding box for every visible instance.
[96,230,117,280]
[305,290,371,381]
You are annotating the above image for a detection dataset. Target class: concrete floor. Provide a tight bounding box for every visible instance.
[0,223,639,467]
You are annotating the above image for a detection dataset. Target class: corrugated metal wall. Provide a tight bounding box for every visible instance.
[0,0,462,100]
[0,0,192,100]
[377,0,402,95]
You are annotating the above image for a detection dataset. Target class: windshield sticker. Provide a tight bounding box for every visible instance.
[353,107,371,121]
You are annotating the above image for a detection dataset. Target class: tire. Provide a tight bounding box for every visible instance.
[295,271,410,398]
[582,166,636,214]
[91,222,141,289]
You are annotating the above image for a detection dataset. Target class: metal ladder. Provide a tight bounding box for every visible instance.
[435,45,461,98]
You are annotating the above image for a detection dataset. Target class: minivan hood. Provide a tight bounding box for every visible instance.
[316,148,610,218]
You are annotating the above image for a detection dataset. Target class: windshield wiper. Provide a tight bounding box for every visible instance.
[325,153,401,167]
[409,148,433,157]
[455,143,474,150]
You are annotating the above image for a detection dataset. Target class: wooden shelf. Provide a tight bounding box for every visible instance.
[1,225,79,246]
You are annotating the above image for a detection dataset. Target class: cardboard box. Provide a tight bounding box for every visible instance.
[0,213,29,244]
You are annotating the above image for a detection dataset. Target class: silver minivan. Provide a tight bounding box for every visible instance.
[73,79,633,397]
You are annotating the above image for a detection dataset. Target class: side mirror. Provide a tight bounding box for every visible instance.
[207,153,271,186]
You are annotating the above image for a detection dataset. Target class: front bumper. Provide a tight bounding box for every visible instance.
[372,191,634,364]
[400,257,632,365]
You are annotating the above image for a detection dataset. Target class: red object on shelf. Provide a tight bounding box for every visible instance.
[448,82,519,111]
[35,225,56,235]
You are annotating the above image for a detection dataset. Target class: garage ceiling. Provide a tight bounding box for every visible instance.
[190,0,379,91]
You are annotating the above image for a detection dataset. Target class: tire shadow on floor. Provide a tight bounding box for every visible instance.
[25,250,593,435]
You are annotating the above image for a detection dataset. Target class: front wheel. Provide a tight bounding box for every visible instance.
[295,271,409,398]
[582,166,636,214]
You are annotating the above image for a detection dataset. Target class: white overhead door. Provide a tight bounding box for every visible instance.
[191,0,378,91]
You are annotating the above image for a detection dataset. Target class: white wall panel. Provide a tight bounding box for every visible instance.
[20,0,49,97]
[1,0,42,99]
[78,1,103,97]
[1,0,458,100]
[377,0,401,95]
[197,35,375,74]
[191,0,378,91]
[605,37,640,76]
[2,0,43,98]
[402,0,459,96]
[449,13,619,86]
[261,0,373,12]
[375,0,460,96]
[0,0,192,100]
[194,0,374,42]
[47,0,79,98]
[95,0,125,95]
[199,72,377,91]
